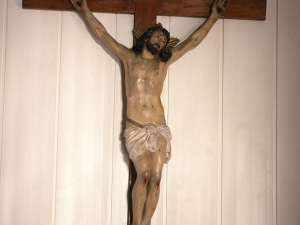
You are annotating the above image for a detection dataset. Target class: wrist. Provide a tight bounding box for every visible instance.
[78,4,89,15]
[210,11,220,19]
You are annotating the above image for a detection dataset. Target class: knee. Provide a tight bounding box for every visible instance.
[136,166,151,185]
[150,172,162,188]
[134,156,152,184]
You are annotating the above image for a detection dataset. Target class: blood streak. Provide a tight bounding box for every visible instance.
[143,175,149,185]
[156,179,160,187]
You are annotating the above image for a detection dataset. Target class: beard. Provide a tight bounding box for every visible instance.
[146,40,160,55]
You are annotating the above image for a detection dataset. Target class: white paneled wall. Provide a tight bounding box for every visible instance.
[1,0,60,224]
[1,0,300,225]
[167,16,221,225]
[277,0,300,224]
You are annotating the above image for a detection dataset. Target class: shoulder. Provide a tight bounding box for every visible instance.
[117,45,136,62]
[165,39,191,65]
[120,50,141,65]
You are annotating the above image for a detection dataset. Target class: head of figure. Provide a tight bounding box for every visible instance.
[132,24,172,62]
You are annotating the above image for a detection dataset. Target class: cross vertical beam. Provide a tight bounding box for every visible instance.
[129,3,158,224]
[135,0,158,31]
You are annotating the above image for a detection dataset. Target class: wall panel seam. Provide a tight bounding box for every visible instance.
[0,0,8,195]
[217,19,224,225]
[273,0,278,224]
[163,16,171,225]
[106,14,118,225]
[51,11,63,225]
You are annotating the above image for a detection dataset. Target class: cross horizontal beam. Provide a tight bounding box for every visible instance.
[23,0,267,21]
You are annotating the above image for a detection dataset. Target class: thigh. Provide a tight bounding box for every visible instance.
[150,134,167,173]
[133,151,152,176]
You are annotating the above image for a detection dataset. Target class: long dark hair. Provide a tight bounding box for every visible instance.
[132,25,172,62]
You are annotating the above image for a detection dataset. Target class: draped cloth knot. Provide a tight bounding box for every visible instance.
[124,121,172,164]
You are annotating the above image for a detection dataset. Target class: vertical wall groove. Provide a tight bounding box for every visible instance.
[273,0,278,223]
[105,14,118,225]
[162,16,171,225]
[0,0,8,194]
[51,10,63,225]
[217,18,224,225]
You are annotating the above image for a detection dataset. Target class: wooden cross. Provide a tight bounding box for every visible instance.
[23,0,267,32]
[22,0,266,224]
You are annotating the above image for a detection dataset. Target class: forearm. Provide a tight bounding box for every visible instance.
[188,0,229,46]
[201,11,220,32]
[76,4,108,41]
[189,11,220,46]
[169,0,228,63]
[70,0,130,59]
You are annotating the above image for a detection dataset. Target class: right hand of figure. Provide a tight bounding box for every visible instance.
[70,0,87,11]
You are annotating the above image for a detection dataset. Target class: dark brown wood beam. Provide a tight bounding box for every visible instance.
[22,0,135,14]
[134,0,158,31]
[157,0,267,20]
[22,0,267,21]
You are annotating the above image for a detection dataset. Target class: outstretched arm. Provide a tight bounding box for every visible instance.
[69,0,131,60]
[168,0,229,64]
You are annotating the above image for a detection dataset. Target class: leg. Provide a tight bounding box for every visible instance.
[142,135,167,225]
[132,151,152,225]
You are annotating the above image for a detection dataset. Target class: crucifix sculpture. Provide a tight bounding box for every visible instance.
[23,0,266,225]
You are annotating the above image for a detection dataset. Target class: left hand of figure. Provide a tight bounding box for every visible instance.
[212,0,229,15]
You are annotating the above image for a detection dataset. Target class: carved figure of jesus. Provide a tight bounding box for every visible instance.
[69,0,228,224]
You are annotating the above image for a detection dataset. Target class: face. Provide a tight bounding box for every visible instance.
[146,30,167,55]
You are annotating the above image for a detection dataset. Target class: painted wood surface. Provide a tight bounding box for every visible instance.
[22,0,267,20]
[277,0,300,224]
[1,0,300,225]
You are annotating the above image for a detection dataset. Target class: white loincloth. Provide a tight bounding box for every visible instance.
[124,122,172,164]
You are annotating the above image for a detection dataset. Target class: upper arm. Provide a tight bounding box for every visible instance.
[167,28,209,65]
[80,7,132,61]
[99,30,132,61]
[167,15,218,65]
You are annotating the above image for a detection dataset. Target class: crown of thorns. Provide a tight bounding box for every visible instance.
[133,23,180,49]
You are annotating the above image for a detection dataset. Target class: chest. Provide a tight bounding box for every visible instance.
[127,57,166,81]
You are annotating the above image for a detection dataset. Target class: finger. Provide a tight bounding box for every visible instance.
[77,1,81,6]
[223,0,229,8]
[214,0,221,5]
[217,7,223,14]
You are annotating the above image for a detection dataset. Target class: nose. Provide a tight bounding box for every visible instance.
[157,37,164,43]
